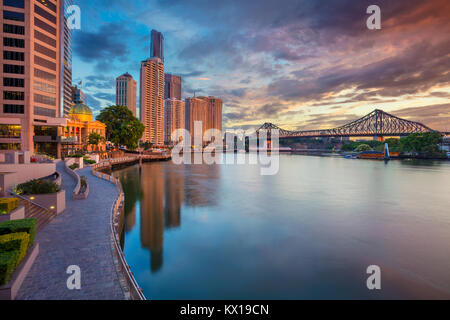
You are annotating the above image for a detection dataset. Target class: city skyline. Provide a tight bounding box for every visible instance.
[72,0,450,132]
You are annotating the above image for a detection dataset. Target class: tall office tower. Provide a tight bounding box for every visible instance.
[140,57,164,145]
[0,0,65,157]
[199,96,223,133]
[164,73,181,100]
[71,85,86,104]
[164,98,185,144]
[60,0,72,117]
[184,97,208,146]
[150,29,164,62]
[116,72,137,117]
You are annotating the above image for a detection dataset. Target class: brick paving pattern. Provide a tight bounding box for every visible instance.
[16,161,126,300]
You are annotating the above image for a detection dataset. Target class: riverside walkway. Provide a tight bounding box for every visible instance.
[16,161,126,300]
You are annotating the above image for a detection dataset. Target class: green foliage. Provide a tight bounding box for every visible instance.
[88,132,105,146]
[96,105,145,150]
[356,144,372,152]
[0,232,29,267]
[341,140,383,151]
[0,198,19,215]
[0,218,36,249]
[14,179,60,195]
[139,141,153,151]
[80,176,87,188]
[0,250,18,286]
[67,154,84,158]
[84,159,96,165]
[69,163,79,170]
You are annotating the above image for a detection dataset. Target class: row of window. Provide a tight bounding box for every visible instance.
[4,64,24,74]
[34,55,56,71]
[3,0,24,9]
[4,37,25,48]
[3,10,24,22]
[4,77,24,88]
[0,124,21,139]
[4,24,25,35]
[0,143,21,150]
[34,4,56,24]
[34,93,56,106]
[35,30,56,47]
[35,17,56,36]
[37,0,57,13]
[4,50,24,61]
[34,81,56,94]
[34,106,56,117]
[4,91,24,101]
[35,68,56,83]
[35,42,56,59]
[3,104,24,114]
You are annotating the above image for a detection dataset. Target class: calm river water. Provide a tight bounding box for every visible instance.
[113,154,450,299]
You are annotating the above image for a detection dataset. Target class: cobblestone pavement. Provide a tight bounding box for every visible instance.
[16,161,126,300]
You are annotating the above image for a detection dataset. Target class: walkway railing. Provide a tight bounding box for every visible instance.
[91,160,146,300]
[8,191,58,232]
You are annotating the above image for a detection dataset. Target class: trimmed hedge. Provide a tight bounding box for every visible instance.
[0,219,37,249]
[0,251,18,286]
[0,198,20,214]
[0,232,29,267]
[14,179,60,195]
[69,163,79,170]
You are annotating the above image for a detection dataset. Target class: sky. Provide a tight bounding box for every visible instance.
[72,0,450,131]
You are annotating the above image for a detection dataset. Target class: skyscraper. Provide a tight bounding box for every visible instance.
[164,98,185,144]
[164,73,181,100]
[140,57,165,145]
[185,96,223,145]
[72,85,86,104]
[116,72,137,117]
[60,0,73,117]
[199,96,223,133]
[150,29,164,62]
[0,0,66,157]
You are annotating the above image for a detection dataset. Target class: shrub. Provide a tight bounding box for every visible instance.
[0,232,29,267]
[14,179,60,195]
[0,219,37,249]
[84,159,96,165]
[0,251,18,286]
[0,198,20,215]
[67,154,84,158]
[69,163,79,170]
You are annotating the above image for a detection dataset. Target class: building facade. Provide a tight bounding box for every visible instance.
[0,0,66,158]
[150,29,164,62]
[164,73,181,100]
[60,0,72,117]
[71,85,85,104]
[185,96,223,145]
[116,72,137,117]
[140,57,164,145]
[164,98,185,144]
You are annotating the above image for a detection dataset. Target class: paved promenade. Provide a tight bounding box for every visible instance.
[16,161,126,300]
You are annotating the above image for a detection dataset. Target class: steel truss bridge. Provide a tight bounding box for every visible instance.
[257,109,444,139]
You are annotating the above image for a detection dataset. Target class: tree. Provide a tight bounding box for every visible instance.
[88,132,105,149]
[356,144,371,152]
[96,105,145,150]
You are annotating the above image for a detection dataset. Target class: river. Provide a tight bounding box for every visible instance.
[113,154,450,299]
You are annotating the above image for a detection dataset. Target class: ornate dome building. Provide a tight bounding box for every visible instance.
[63,103,107,153]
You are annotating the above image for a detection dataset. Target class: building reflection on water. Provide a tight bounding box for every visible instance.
[121,162,220,273]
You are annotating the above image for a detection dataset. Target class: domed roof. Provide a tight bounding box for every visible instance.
[69,103,93,116]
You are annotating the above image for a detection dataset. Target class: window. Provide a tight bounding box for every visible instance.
[34,106,56,117]
[34,68,56,82]
[36,0,56,13]
[0,124,21,139]
[34,55,56,70]
[34,81,56,94]
[4,64,24,74]
[3,10,24,22]
[34,17,56,35]
[3,0,24,9]
[4,78,25,87]
[34,43,56,59]
[4,91,24,101]
[3,51,24,61]
[4,37,25,48]
[34,4,56,24]
[34,93,56,106]
[0,143,21,150]
[3,24,25,35]
[34,30,56,47]
[3,104,24,114]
